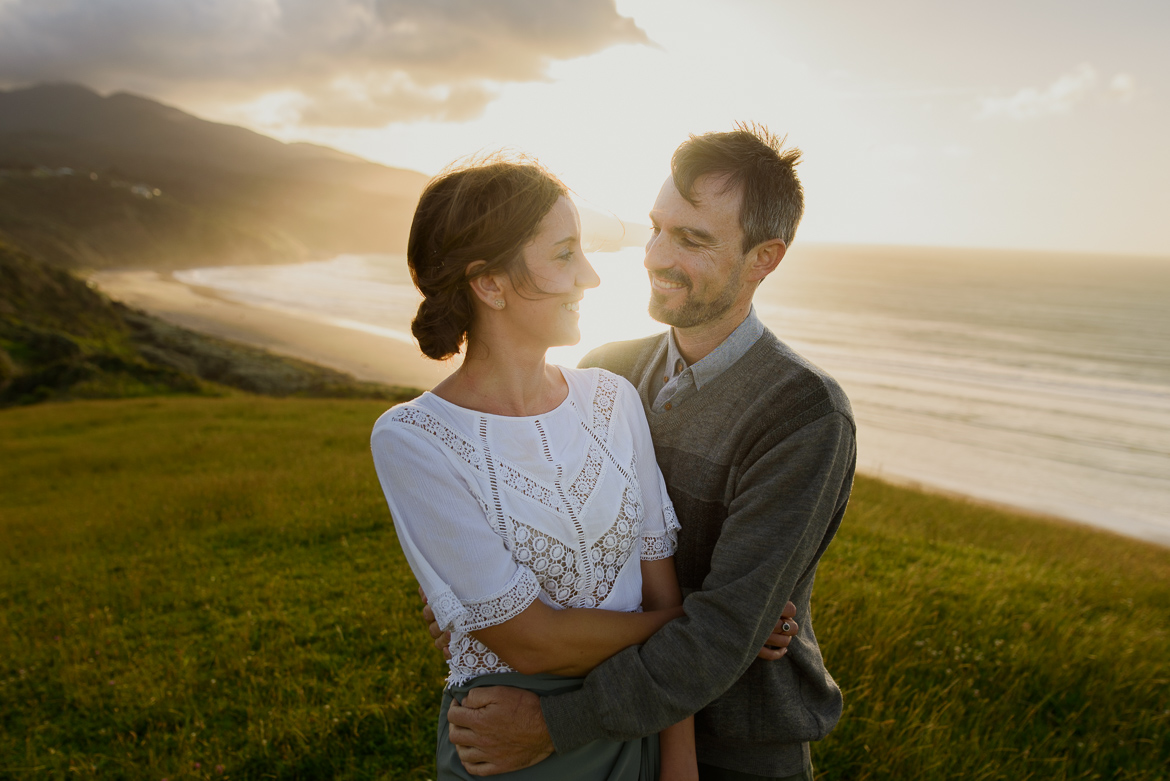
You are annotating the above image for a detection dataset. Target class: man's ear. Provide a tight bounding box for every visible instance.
[746,239,787,282]
[466,261,506,307]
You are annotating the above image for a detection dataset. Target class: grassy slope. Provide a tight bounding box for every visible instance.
[1,398,1167,780]
[0,241,421,407]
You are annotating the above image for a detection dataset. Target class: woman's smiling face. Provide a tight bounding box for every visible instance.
[506,196,600,349]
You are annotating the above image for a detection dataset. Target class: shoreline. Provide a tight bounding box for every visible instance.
[91,269,454,391]
[89,267,1169,551]
[862,472,1169,550]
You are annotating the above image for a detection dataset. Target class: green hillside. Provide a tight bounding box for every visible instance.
[1,397,1166,779]
[0,241,421,406]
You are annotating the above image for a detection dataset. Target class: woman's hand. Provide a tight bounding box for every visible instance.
[757,601,799,661]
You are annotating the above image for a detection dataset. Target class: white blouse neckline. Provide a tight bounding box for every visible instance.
[420,366,575,422]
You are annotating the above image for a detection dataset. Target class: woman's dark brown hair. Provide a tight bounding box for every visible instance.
[407,157,568,360]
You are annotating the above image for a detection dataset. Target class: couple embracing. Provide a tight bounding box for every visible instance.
[371,124,856,781]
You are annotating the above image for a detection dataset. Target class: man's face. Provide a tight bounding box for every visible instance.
[644,174,752,328]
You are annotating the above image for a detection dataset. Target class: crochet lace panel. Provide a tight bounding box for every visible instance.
[445,567,543,685]
[510,481,644,609]
[565,441,604,515]
[388,407,484,473]
[641,502,680,561]
[455,565,542,633]
[496,460,561,514]
[592,371,619,436]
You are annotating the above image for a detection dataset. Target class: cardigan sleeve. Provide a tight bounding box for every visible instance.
[541,409,855,749]
[370,414,541,634]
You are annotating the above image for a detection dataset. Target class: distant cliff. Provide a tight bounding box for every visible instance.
[0,83,429,270]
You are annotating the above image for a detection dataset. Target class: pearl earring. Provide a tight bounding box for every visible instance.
[494,299,505,309]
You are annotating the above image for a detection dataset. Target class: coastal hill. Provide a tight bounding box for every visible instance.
[0,83,429,269]
[0,83,645,271]
[0,240,421,406]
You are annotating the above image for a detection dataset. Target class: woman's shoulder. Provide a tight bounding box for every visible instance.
[371,394,464,448]
[559,365,643,427]
[371,395,488,476]
[373,393,433,429]
[560,365,636,394]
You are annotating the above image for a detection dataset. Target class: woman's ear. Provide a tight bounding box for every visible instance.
[466,261,507,308]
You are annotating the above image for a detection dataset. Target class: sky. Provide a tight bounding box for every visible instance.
[1,0,1168,256]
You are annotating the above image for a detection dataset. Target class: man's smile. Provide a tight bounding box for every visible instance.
[649,272,690,292]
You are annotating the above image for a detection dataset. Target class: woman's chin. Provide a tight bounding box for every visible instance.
[544,329,581,349]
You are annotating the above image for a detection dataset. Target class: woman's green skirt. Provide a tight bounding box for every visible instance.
[436,672,659,780]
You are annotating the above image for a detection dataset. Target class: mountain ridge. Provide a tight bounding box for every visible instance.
[0,82,429,269]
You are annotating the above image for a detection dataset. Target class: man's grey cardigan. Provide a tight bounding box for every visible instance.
[542,328,856,777]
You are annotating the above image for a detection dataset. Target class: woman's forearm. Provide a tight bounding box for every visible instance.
[659,716,698,781]
[641,557,698,778]
[472,600,684,676]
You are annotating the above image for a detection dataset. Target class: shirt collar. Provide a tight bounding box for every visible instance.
[665,306,765,391]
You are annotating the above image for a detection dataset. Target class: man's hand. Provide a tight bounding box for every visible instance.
[757,600,799,661]
[419,586,452,660]
[447,686,554,776]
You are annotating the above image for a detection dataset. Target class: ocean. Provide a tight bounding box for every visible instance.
[174,245,1170,546]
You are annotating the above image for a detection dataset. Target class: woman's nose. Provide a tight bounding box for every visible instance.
[579,257,601,289]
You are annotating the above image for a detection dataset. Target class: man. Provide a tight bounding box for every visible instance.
[442,124,856,780]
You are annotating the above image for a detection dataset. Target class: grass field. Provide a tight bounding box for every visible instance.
[2,397,1167,780]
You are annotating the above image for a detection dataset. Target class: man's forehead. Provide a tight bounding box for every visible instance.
[653,174,742,222]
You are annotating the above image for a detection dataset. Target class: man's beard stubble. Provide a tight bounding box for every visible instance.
[647,268,742,329]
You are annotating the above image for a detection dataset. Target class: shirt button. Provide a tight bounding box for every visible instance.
[663,376,669,383]
[664,402,673,411]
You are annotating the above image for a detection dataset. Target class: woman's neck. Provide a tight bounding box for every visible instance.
[432,337,567,417]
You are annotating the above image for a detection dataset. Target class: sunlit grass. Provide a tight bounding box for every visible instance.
[1,397,1167,779]
[814,480,1170,778]
[1,397,446,780]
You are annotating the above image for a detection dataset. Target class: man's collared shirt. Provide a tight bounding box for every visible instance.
[649,306,765,413]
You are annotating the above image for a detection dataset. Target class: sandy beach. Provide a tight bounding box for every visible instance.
[91,269,454,391]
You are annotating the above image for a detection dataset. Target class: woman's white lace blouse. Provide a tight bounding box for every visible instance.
[370,368,679,685]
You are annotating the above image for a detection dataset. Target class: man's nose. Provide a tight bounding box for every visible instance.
[644,231,668,270]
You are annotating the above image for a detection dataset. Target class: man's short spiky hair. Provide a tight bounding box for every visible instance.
[671,122,804,253]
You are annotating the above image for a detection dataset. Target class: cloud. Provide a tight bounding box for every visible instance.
[0,0,648,126]
[978,64,1136,120]
[1108,73,1136,103]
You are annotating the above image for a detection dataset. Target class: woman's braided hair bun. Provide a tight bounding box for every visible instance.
[407,156,567,360]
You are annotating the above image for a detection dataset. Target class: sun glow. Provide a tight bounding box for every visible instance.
[547,246,665,369]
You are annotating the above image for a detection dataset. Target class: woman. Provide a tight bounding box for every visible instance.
[370,158,698,780]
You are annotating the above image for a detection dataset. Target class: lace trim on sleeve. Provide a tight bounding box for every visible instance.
[427,585,469,634]
[641,501,680,561]
[454,566,542,633]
